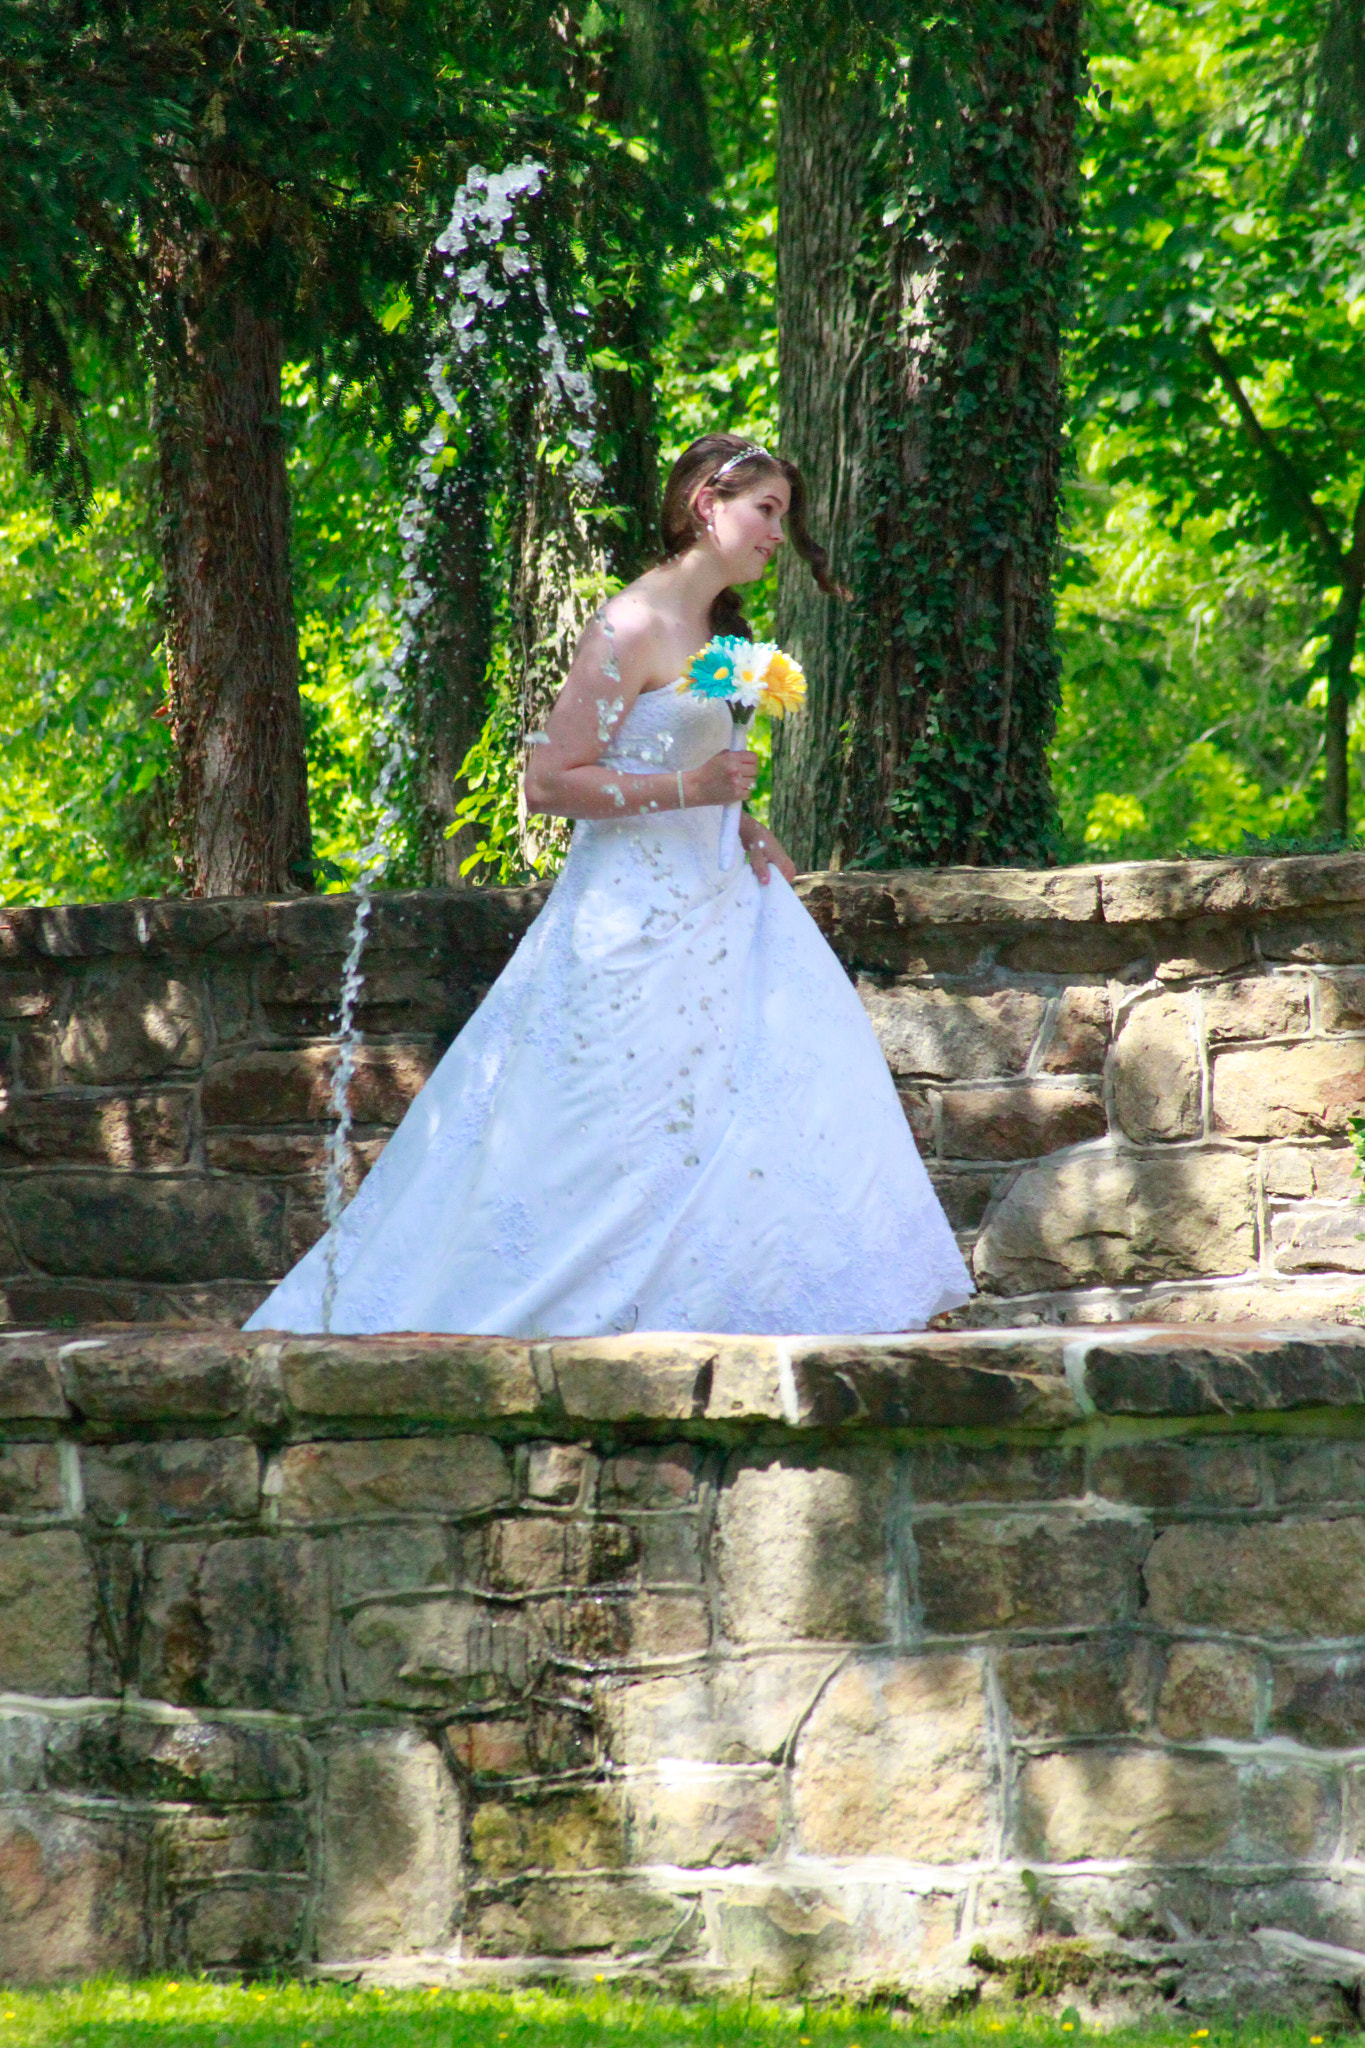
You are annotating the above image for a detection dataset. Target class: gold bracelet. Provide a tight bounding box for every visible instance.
[676,771,686,811]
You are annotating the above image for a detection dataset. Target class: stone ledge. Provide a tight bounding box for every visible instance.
[4,851,1365,968]
[5,1322,1365,1435]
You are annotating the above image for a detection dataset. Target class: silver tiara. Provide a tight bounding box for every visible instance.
[711,443,776,481]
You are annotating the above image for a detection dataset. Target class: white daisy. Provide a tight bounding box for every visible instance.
[733,641,777,708]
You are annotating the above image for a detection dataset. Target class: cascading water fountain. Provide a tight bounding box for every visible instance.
[319,159,603,1330]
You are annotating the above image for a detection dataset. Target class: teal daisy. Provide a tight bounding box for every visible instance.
[683,635,748,699]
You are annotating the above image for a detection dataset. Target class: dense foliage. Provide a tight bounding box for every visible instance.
[0,0,1362,899]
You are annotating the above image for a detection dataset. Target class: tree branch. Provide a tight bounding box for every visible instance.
[1196,327,1343,568]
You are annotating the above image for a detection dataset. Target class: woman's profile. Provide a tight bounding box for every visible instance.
[245,434,973,1337]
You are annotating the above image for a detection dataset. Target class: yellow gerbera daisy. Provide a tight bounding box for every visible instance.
[759,649,806,717]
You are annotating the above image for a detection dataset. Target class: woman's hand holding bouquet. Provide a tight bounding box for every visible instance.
[678,636,806,870]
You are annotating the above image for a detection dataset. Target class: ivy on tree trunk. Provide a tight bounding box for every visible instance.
[772,0,1082,870]
[156,288,312,897]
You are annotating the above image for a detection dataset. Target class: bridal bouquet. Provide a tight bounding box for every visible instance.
[678,637,806,869]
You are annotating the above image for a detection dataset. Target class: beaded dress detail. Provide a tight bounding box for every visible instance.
[245,682,973,1336]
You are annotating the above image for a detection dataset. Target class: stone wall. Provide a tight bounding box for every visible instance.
[2,852,1365,1328]
[11,1321,1365,2014]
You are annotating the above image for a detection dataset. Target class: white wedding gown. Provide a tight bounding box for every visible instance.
[245,684,973,1337]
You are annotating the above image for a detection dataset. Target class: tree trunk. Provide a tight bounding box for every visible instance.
[1323,553,1365,837]
[598,299,660,586]
[409,441,495,885]
[157,292,312,896]
[511,409,609,875]
[769,53,878,873]
[772,0,1082,870]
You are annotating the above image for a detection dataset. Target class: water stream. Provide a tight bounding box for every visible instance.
[319,160,602,1330]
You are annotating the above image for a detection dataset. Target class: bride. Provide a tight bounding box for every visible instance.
[245,433,973,1338]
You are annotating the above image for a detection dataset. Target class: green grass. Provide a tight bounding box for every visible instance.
[0,1983,1343,2048]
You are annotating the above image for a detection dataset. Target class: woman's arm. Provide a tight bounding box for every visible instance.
[524,604,759,821]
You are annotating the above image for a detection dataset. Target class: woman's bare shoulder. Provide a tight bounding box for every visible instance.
[580,581,674,681]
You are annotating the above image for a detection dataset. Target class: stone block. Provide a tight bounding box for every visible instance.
[470,1786,625,1877]
[316,1729,460,1960]
[1213,1040,1365,1139]
[446,1708,589,1782]
[486,1516,570,1593]
[1270,1654,1365,1747]
[906,1441,1083,1503]
[0,1806,149,1979]
[1112,993,1202,1143]
[928,1169,997,1230]
[277,1334,541,1420]
[336,1523,450,1603]
[0,1529,99,1694]
[258,952,465,1040]
[172,1883,307,1970]
[6,1173,285,1282]
[527,1442,596,1505]
[1102,852,1365,925]
[792,1654,989,1860]
[716,1450,891,1644]
[201,1044,436,1127]
[938,1081,1106,1160]
[786,1338,1077,1431]
[564,1518,642,1588]
[205,1129,385,1180]
[974,1152,1256,1294]
[1204,976,1310,1044]
[1080,1327,1365,1416]
[138,1536,330,1710]
[0,1442,63,1517]
[915,1511,1148,1633]
[548,1334,783,1426]
[0,1713,44,1792]
[0,1333,67,1418]
[1157,1643,1261,1740]
[1040,986,1111,1075]
[1268,1439,1365,1505]
[45,1712,306,1802]
[0,1091,192,1168]
[898,1084,935,1151]
[1153,919,1257,982]
[6,1275,270,1328]
[1262,1146,1360,1199]
[634,1513,704,1585]
[1271,1202,1365,1273]
[1091,1440,1261,1508]
[601,1653,840,1767]
[1015,1750,1238,1863]
[998,1635,1156,1740]
[1237,1762,1340,1862]
[465,1876,695,1960]
[60,1332,255,1421]
[1145,1518,1365,1637]
[626,1769,783,1866]
[82,1438,259,1528]
[711,1883,855,1986]
[274,1435,511,1521]
[1318,968,1365,1032]
[342,1596,542,1710]
[859,986,1048,1082]
[622,1589,710,1658]
[58,968,205,1083]
[1258,911,1365,963]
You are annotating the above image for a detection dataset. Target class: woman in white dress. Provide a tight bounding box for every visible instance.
[245,434,973,1337]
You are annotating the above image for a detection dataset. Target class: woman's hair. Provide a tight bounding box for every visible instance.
[658,432,850,639]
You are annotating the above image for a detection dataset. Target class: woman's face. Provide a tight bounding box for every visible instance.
[697,471,790,583]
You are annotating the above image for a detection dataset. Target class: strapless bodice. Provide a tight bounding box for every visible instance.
[600,681,733,775]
